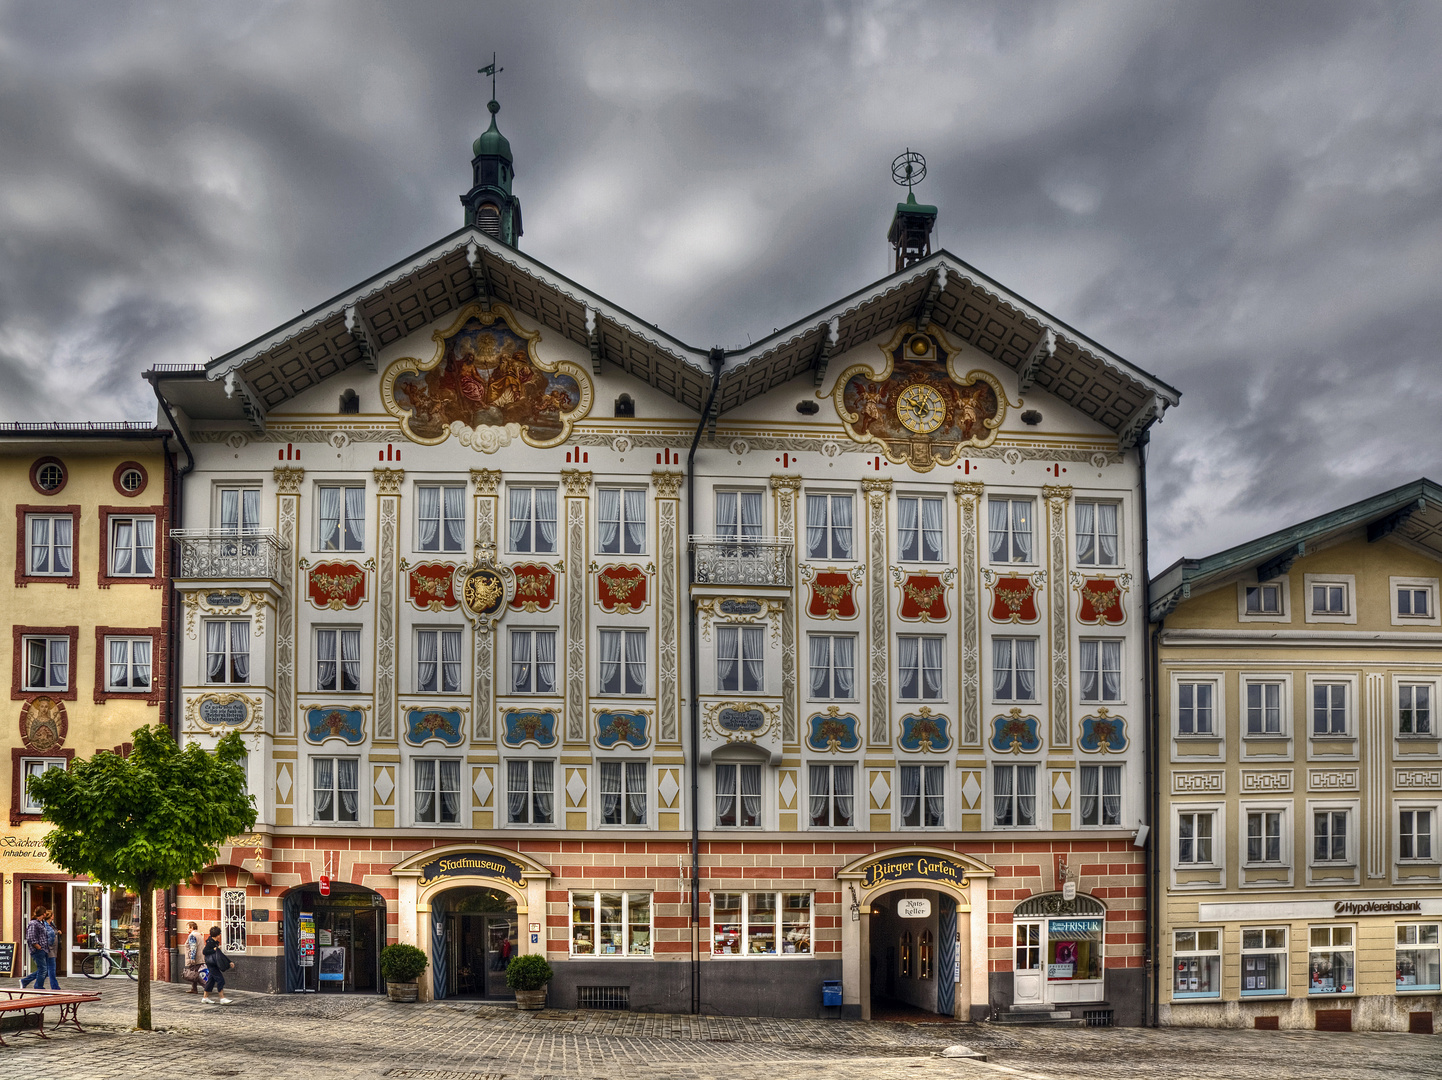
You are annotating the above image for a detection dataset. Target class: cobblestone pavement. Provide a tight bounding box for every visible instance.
[0,980,1434,1080]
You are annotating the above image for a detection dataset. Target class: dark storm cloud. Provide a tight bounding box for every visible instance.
[1,0,1439,564]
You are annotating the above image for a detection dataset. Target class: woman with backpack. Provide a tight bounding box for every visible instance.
[200,925,233,1005]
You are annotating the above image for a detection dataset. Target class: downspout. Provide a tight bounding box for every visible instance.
[1136,428,1158,1027]
[687,348,725,1016]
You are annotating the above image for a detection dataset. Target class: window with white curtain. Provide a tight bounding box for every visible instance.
[994,764,1037,827]
[416,485,465,552]
[108,516,157,576]
[20,758,64,813]
[21,636,69,692]
[899,764,944,827]
[508,487,558,554]
[715,490,764,544]
[506,760,554,824]
[898,635,944,700]
[510,629,557,694]
[416,629,463,693]
[1079,639,1122,702]
[988,498,1034,563]
[599,629,646,695]
[717,626,764,693]
[715,762,761,827]
[598,489,647,555]
[313,757,359,823]
[807,635,855,700]
[105,637,152,692]
[318,485,365,551]
[204,621,250,684]
[600,761,647,825]
[805,494,854,561]
[992,638,1036,701]
[316,628,361,692]
[1075,501,1119,566]
[25,514,73,576]
[897,496,944,562]
[1079,764,1121,826]
[216,487,261,556]
[808,764,854,827]
[414,758,462,824]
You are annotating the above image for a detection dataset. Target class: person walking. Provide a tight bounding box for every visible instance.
[41,909,60,990]
[183,922,205,993]
[18,907,46,989]
[200,925,232,1004]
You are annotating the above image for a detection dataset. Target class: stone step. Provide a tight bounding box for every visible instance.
[990,1009,1086,1027]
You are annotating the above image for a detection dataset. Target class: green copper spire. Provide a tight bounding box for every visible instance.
[463,54,522,246]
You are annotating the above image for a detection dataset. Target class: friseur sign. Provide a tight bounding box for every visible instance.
[861,854,968,890]
[418,851,527,886]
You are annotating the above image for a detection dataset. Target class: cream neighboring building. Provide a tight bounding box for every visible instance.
[1150,479,1442,1033]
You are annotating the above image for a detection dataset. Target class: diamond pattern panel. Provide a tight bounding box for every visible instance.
[373,766,394,805]
[657,768,680,808]
[869,770,891,810]
[473,766,493,808]
[778,771,797,810]
[565,767,587,808]
[1052,770,1072,809]
[960,772,982,809]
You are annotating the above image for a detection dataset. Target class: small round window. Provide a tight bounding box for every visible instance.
[120,468,144,491]
[112,461,148,497]
[34,460,66,492]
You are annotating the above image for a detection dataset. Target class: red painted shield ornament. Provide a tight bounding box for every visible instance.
[987,574,1039,624]
[807,571,857,620]
[407,562,459,611]
[597,565,648,613]
[307,561,366,610]
[510,563,557,612]
[898,573,948,622]
[1074,574,1129,625]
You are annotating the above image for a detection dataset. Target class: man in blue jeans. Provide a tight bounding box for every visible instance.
[18,907,47,989]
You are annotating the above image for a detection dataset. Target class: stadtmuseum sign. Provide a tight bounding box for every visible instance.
[418,851,527,886]
[861,854,968,890]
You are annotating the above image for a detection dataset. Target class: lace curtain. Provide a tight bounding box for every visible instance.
[899,765,920,824]
[507,761,529,822]
[1098,503,1118,563]
[113,519,134,574]
[439,759,460,822]
[626,761,646,824]
[624,631,646,694]
[833,765,853,826]
[206,621,227,682]
[809,636,831,698]
[535,632,556,693]
[337,758,358,820]
[314,758,334,820]
[534,489,557,552]
[135,517,155,575]
[1015,639,1035,700]
[415,759,435,821]
[623,489,646,553]
[1102,765,1120,825]
[988,499,1009,562]
[600,630,623,693]
[509,489,531,551]
[1101,641,1121,700]
[715,763,736,825]
[742,627,764,692]
[1011,501,1033,562]
[319,487,343,550]
[832,496,853,559]
[1016,765,1035,825]
[922,637,943,698]
[131,639,151,689]
[343,488,364,549]
[924,764,944,826]
[420,630,440,692]
[230,622,249,682]
[739,764,761,825]
[809,766,830,825]
[601,761,622,823]
[993,765,1013,825]
[833,636,855,698]
[418,486,441,550]
[531,761,554,823]
[598,489,621,553]
[109,639,130,688]
[921,498,943,561]
[317,630,337,690]
[899,497,920,559]
[341,630,361,691]
[805,495,828,559]
[443,486,465,550]
[441,630,461,693]
[898,635,919,698]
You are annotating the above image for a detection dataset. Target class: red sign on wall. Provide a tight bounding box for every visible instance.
[807,571,858,620]
[307,561,367,610]
[897,573,949,622]
[319,875,331,897]
[1074,574,1130,625]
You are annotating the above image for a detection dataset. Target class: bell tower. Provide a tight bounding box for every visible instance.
[887,150,937,272]
[462,56,523,247]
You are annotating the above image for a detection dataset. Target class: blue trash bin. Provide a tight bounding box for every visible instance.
[821,980,842,1008]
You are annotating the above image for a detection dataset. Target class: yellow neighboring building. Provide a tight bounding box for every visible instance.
[1150,479,1442,1034]
[0,423,175,979]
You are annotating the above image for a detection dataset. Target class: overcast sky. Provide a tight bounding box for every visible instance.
[1,0,1439,567]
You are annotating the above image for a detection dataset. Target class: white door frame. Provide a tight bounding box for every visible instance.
[1013,919,1045,1005]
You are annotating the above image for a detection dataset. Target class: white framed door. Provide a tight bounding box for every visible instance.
[1013,920,1044,1005]
[68,882,105,975]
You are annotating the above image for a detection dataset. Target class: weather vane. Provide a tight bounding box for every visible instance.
[479,53,503,102]
[892,149,927,193]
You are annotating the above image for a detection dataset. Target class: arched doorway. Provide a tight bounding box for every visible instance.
[434,886,517,999]
[282,881,386,994]
[866,887,958,1021]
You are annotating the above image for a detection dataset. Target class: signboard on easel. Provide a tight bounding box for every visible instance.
[0,942,16,978]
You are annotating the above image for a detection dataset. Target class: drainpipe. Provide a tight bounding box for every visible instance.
[687,348,725,1016]
[1137,429,1158,1027]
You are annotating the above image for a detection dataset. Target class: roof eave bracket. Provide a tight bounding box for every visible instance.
[224,370,268,435]
[1016,327,1055,395]
[466,239,492,310]
[914,266,948,331]
[1367,498,1426,542]
[812,316,841,387]
[1148,581,1190,623]
[344,305,381,374]
[1118,392,1165,450]
[1256,542,1304,582]
[586,307,603,375]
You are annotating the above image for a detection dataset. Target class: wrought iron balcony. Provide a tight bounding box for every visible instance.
[173,529,288,582]
[689,536,793,587]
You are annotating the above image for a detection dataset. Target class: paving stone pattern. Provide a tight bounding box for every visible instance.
[0,980,1434,1080]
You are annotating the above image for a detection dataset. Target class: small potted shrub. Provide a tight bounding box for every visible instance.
[380,943,430,1003]
[505,952,553,1011]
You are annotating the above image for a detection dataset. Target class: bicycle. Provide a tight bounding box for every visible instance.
[78,932,138,980]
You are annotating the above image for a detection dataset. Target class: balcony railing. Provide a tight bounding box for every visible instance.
[173,529,288,582]
[689,536,793,587]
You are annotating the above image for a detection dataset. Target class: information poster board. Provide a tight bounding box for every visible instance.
[298,912,316,968]
[0,942,16,977]
[318,946,346,982]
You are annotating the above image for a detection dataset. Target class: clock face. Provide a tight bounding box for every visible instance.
[896,383,946,434]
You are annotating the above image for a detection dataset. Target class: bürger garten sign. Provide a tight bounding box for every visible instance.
[861,854,968,890]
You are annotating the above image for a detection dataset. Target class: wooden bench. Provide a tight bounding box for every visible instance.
[0,989,102,1046]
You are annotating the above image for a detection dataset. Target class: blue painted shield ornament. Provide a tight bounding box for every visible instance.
[595,710,649,750]
[899,710,952,753]
[405,708,465,747]
[989,709,1042,754]
[305,707,365,745]
[806,710,861,753]
[1079,710,1127,753]
[501,709,558,748]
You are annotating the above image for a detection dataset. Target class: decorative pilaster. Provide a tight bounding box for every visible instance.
[273,467,304,738]
[562,470,592,743]
[471,469,501,742]
[953,482,984,747]
[1365,672,1385,878]
[771,475,802,745]
[652,471,684,744]
[1043,484,1072,748]
[373,468,404,742]
[862,478,893,746]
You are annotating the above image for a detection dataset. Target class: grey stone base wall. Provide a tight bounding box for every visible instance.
[1161,994,1440,1032]
[986,968,1147,1027]
[546,958,844,1019]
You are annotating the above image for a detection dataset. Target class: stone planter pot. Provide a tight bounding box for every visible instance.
[514,987,548,1011]
[387,981,419,1003]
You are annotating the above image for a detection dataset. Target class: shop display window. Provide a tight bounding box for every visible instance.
[710,891,812,956]
[1396,923,1441,991]
[1172,930,1221,999]
[1046,917,1103,982]
[1308,925,1354,995]
[1241,927,1287,996]
[569,891,650,956]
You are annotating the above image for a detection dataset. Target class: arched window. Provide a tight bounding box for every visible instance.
[900,930,913,977]
[477,203,501,238]
[614,394,635,418]
[919,929,934,979]
[339,389,359,415]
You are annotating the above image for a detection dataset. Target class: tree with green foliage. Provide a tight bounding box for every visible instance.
[28,724,256,1030]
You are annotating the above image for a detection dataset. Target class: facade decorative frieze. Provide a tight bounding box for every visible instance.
[771,475,801,745]
[650,469,684,498]
[1394,767,1442,789]
[470,468,502,496]
[374,489,399,741]
[275,480,300,736]
[564,479,589,742]
[1171,771,1225,795]
[1239,770,1292,793]
[373,467,405,496]
[1307,768,1360,790]
[1043,484,1072,747]
[953,482,983,747]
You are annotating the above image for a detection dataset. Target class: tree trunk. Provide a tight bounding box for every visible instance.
[137,883,153,1030]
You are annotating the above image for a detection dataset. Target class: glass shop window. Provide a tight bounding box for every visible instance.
[710,892,811,956]
[1308,925,1354,995]
[1396,924,1441,991]
[1172,930,1221,999]
[1241,927,1287,996]
[1046,917,1103,982]
[569,891,651,957]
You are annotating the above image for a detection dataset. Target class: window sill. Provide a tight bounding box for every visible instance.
[1396,986,1442,994]
[569,953,654,960]
[1241,735,1290,741]
[1174,733,1222,741]
[1309,863,1356,870]
[709,953,817,960]
[1306,991,1358,999]
[1241,863,1291,871]
[1310,734,1356,742]
[1395,861,1442,868]
[1239,992,1291,1001]
[807,700,861,705]
[22,687,70,696]
[1170,992,1222,1001]
[1395,733,1438,741]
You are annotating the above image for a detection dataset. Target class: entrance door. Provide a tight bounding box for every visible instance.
[68,883,105,976]
[484,916,518,998]
[20,882,66,978]
[1013,921,1044,1005]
